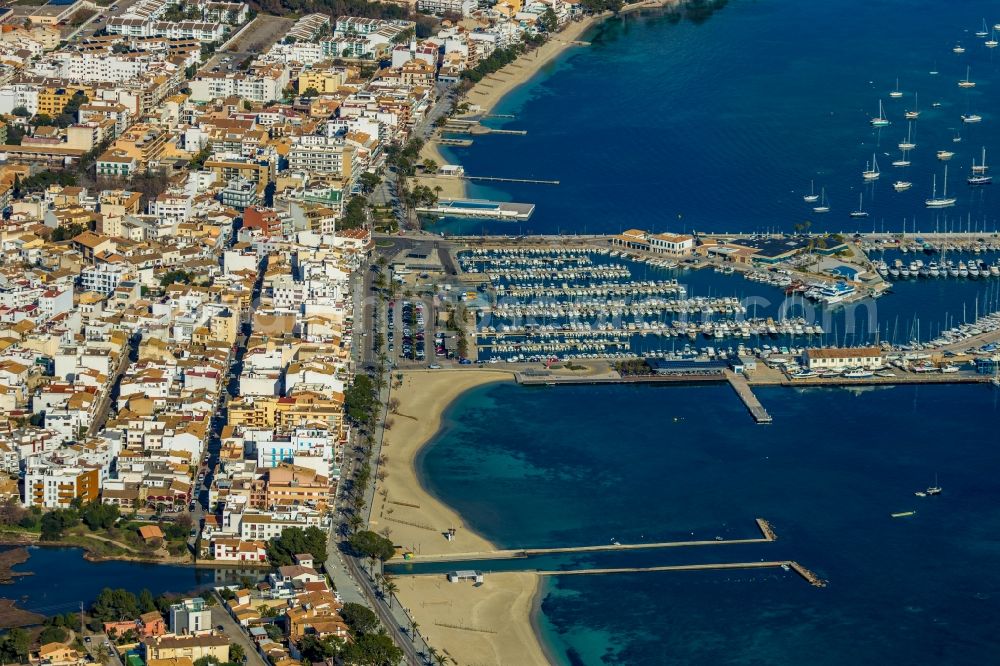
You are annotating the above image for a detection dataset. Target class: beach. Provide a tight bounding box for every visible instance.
[463,15,599,117]
[372,369,513,556]
[414,14,601,202]
[373,369,550,665]
[394,572,548,666]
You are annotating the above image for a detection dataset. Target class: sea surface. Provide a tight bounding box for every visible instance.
[434,0,1000,237]
[410,381,1000,665]
[408,1,1000,663]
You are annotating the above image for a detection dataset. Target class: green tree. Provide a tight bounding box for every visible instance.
[40,507,79,540]
[193,657,220,666]
[359,171,382,194]
[298,635,337,662]
[344,374,376,423]
[266,526,328,566]
[138,589,157,614]
[81,500,119,530]
[340,633,403,666]
[11,106,29,117]
[347,530,395,565]
[341,195,369,230]
[340,603,379,636]
[229,644,245,663]
[0,628,30,663]
[91,588,140,622]
[540,7,558,32]
[160,269,193,287]
[38,625,68,644]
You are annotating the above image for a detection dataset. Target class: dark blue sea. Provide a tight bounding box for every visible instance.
[434,0,1000,237]
[410,1,1000,662]
[411,381,1000,664]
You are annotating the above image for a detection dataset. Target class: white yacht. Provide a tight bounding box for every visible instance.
[905,93,920,119]
[862,154,880,180]
[898,122,916,150]
[936,150,954,160]
[812,188,830,213]
[953,44,966,53]
[850,193,869,218]
[803,179,820,203]
[958,66,976,88]
[971,147,989,174]
[893,180,912,191]
[889,78,903,98]
[968,151,992,185]
[962,113,983,123]
[925,166,957,208]
[870,99,890,127]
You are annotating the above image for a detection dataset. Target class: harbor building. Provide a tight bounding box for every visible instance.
[802,347,886,371]
[611,229,695,256]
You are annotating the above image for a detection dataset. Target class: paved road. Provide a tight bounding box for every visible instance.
[210,600,267,666]
[203,15,294,73]
[88,333,138,436]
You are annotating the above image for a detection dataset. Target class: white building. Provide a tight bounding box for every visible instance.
[416,0,476,16]
[802,347,886,371]
[80,264,130,295]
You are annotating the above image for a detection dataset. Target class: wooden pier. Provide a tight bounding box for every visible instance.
[462,175,560,185]
[399,518,777,563]
[725,370,773,424]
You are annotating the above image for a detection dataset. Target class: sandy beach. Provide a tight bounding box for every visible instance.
[464,15,599,117]
[373,369,549,665]
[394,572,549,666]
[414,15,600,202]
[372,369,513,557]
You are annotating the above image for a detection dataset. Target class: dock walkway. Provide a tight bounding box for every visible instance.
[725,370,772,423]
[536,560,826,588]
[400,518,776,563]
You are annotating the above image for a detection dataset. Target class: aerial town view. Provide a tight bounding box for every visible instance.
[0,0,997,663]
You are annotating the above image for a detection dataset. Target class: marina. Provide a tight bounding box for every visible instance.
[411,2,1000,663]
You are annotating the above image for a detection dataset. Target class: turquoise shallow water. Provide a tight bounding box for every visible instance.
[435,0,1000,236]
[411,2,1000,662]
[416,382,1000,664]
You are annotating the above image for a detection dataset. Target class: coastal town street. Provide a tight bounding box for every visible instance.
[209,598,268,666]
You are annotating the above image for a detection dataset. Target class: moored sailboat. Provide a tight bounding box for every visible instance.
[812,188,830,213]
[803,180,819,203]
[862,153,880,180]
[958,65,976,88]
[870,99,890,127]
[850,193,869,218]
[925,166,957,207]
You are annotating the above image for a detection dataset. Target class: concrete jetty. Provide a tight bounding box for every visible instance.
[399,518,777,563]
[725,370,773,424]
[462,175,559,185]
[536,560,827,588]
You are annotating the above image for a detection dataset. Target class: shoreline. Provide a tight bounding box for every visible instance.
[415,13,602,203]
[373,369,514,556]
[374,369,554,665]
[0,537,269,570]
[416,1,681,204]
